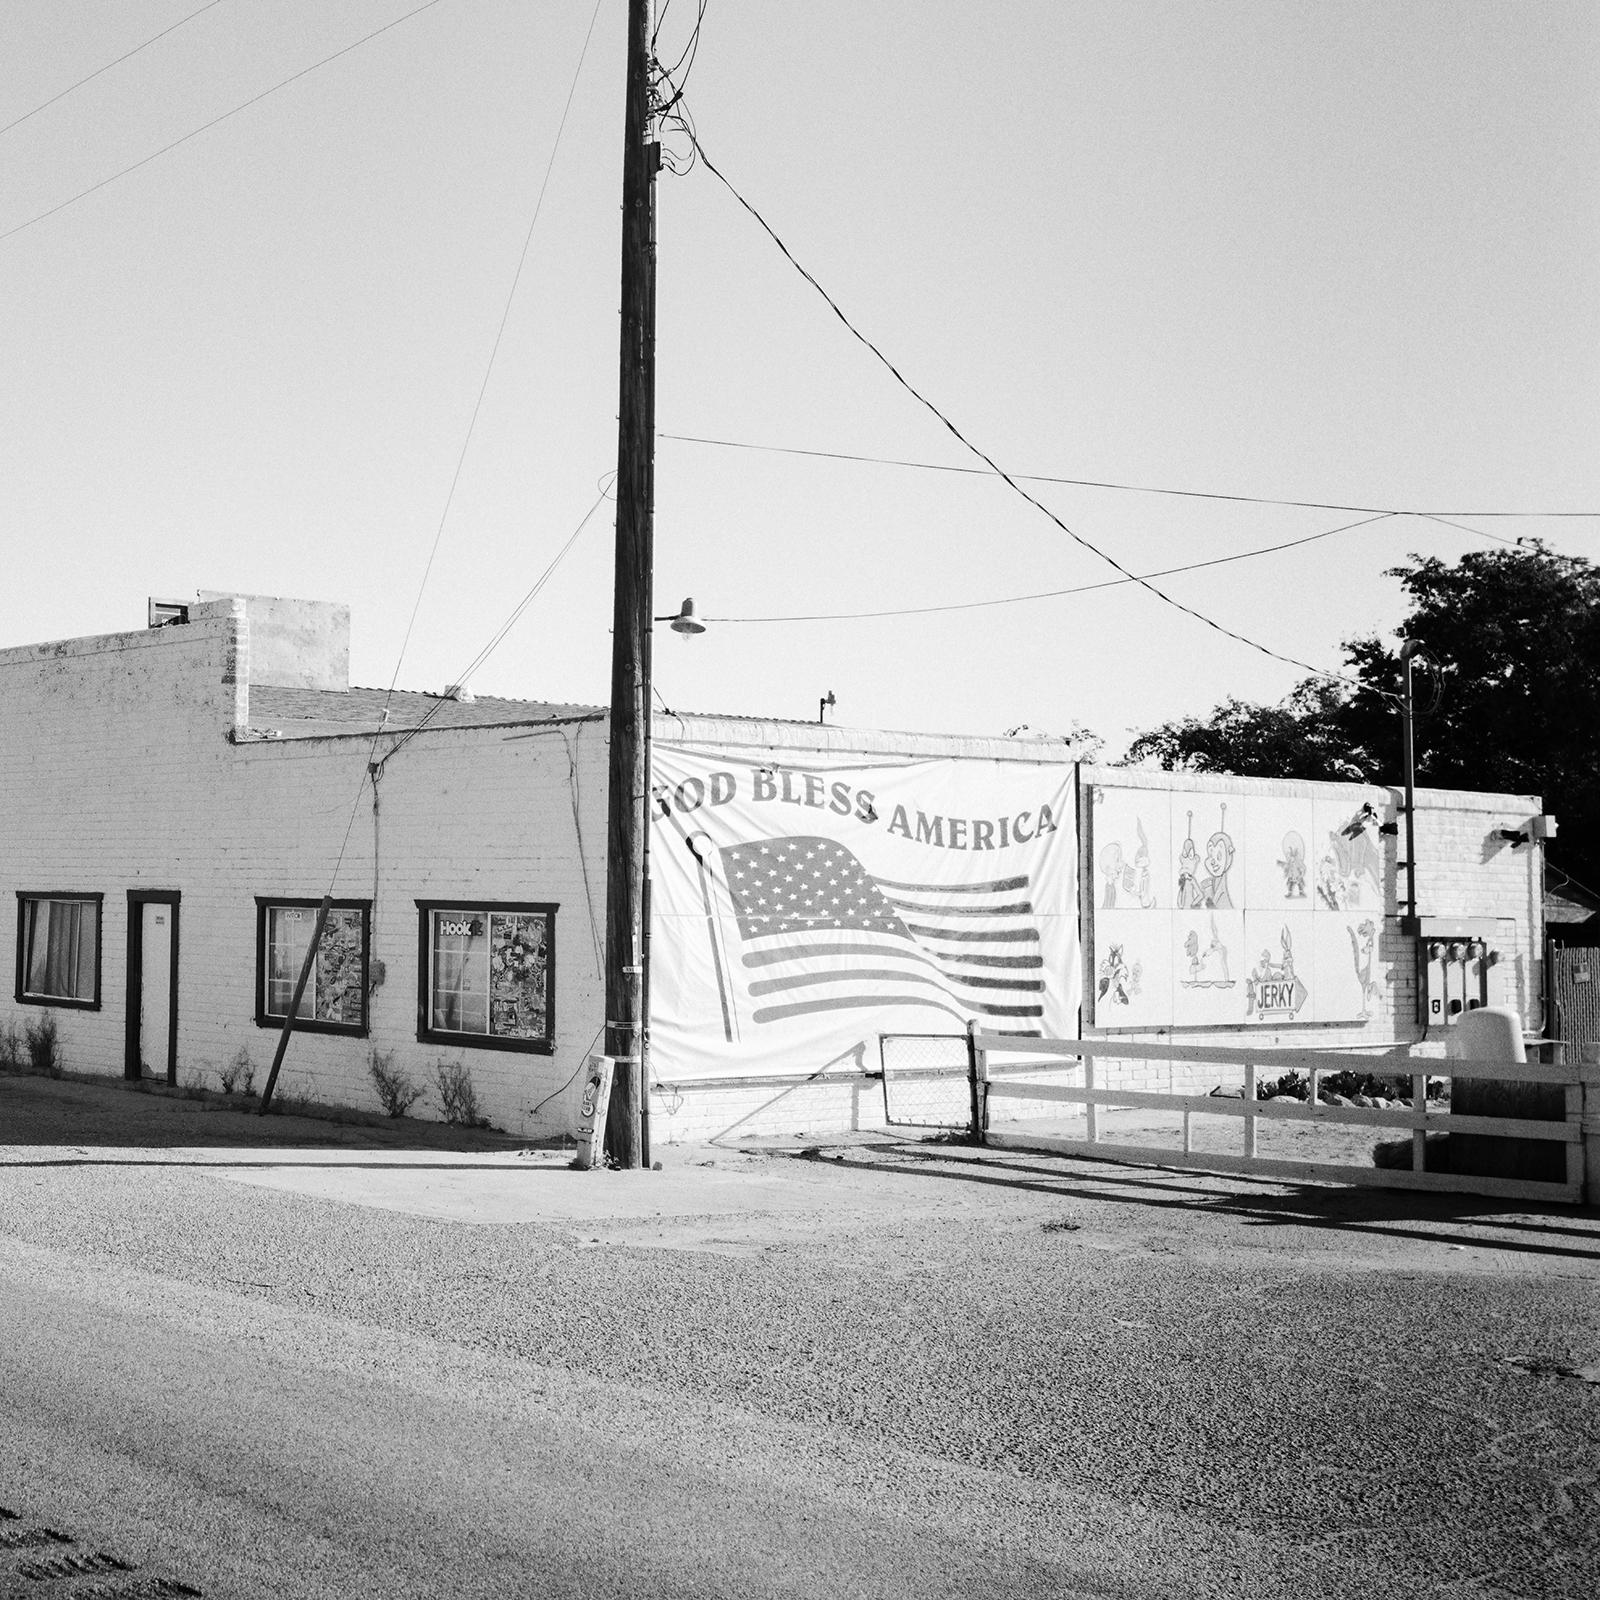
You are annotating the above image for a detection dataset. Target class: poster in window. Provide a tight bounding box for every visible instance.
[316,908,365,1025]
[488,912,549,1040]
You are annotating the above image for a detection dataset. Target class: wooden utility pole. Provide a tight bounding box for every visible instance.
[603,0,657,1167]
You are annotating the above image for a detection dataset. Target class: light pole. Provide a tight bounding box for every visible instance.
[1398,640,1421,936]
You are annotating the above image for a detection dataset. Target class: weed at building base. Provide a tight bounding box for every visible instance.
[218,1047,255,1096]
[435,1061,488,1128]
[369,1050,426,1118]
[24,1013,62,1077]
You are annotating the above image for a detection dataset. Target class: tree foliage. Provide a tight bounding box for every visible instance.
[1124,543,1600,891]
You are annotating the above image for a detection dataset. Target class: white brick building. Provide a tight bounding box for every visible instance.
[0,595,1549,1143]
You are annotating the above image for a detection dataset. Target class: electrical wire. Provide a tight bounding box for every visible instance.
[380,0,606,710]
[675,118,1393,700]
[1412,512,1520,549]
[0,0,231,139]
[651,0,706,115]
[374,482,612,773]
[1,0,449,247]
[326,0,605,896]
[706,510,1398,623]
[660,433,1600,521]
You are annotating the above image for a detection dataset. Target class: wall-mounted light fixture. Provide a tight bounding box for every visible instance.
[1498,814,1558,847]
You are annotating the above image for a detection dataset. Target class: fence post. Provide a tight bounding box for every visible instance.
[1581,1045,1600,1208]
[966,1019,987,1144]
[1412,1069,1429,1175]
[1243,1060,1257,1159]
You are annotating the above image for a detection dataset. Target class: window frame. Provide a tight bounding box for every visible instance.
[254,897,372,1037]
[15,892,103,1010]
[415,899,557,1055]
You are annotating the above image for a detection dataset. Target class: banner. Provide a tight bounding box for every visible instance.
[648,746,1079,1080]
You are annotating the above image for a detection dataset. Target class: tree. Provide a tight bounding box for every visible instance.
[1123,543,1600,893]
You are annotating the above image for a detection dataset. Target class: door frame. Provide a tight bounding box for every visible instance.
[125,890,181,1082]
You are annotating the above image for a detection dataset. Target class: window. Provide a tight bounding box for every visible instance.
[16,894,102,1008]
[255,899,370,1035]
[416,901,555,1053]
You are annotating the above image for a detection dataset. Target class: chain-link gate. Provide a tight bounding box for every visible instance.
[878,1033,971,1128]
[1551,945,1600,1059]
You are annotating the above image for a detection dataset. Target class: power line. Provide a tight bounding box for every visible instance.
[373,482,612,771]
[337,0,606,884]
[1412,512,1520,549]
[677,117,1388,698]
[381,0,606,704]
[707,511,1397,623]
[660,432,1600,521]
[0,0,449,247]
[0,0,230,139]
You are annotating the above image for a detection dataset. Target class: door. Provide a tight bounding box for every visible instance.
[1551,945,1600,1058]
[126,891,180,1083]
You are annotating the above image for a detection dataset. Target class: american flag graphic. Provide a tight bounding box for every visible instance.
[719,835,1045,1031]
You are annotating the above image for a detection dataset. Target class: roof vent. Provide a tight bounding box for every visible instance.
[444,683,474,703]
[148,598,191,628]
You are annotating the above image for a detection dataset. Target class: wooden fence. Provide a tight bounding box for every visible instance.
[965,1028,1600,1206]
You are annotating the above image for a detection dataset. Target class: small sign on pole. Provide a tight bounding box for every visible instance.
[573,1054,615,1170]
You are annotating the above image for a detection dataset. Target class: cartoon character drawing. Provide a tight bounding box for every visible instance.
[1129,819,1155,908]
[1278,831,1307,898]
[1181,915,1234,988]
[1198,804,1235,909]
[1348,918,1381,1020]
[1100,821,1157,910]
[1099,841,1124,909]
[1317,814,1383,909]
[1096,944,1142,1007]
[1245,926,1309,1020]
[1176,812,1204,908]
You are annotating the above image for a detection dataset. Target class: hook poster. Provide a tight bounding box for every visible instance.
[646,747,1079,1081]
[1090,784,1395,1029]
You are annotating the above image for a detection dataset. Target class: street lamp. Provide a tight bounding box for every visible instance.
[660,597,705,636]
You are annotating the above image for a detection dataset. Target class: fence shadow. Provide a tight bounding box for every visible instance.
[779,1137,1600,1263]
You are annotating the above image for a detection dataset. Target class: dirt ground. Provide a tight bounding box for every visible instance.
[3,1061,1599,1598]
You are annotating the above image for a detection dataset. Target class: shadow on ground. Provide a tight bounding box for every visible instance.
[759,1134,1600,1262]
[0,1067,540,1157]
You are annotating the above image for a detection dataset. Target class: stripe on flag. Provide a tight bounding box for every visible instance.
[719,835,1045,1030]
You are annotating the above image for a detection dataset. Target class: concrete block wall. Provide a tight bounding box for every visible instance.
[0,608,613,1140]
[0,620,1546,1146]
[0,607,247,1085]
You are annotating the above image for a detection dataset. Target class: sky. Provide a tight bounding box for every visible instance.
[2,0,1597,756]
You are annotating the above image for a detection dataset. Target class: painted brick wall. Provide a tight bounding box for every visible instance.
[1077,765,1545,1098]
[652,757,1547,1142]
[0,609,612,1139]
[0,622,1546,1147]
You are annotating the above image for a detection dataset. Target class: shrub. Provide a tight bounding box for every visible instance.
[0,1021,23,1071]
[369,1050,425,1118]
[434,1061,486,1127]
[1258,1070,1310,1101]
[24,1012,61,1077]
[218,1047,256,1096]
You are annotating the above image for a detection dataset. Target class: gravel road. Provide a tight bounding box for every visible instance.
[1,1070,1597,1599]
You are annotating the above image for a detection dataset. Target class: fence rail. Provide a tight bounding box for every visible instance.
[965,1027,1600,1206]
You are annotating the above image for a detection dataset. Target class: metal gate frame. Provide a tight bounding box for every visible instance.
[878,1033,970,1128]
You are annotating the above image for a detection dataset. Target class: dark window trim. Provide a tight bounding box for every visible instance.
[415,899,556,1055]
[15,891,104,1010]
[125,890,180,1082]
[254,897,372,1038]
